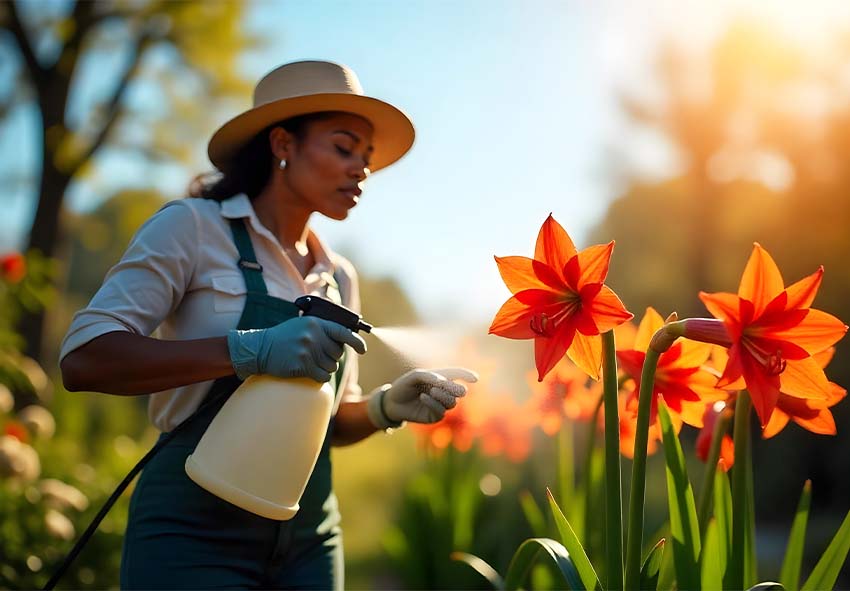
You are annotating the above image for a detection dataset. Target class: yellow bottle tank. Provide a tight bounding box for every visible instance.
[184,374,335,520]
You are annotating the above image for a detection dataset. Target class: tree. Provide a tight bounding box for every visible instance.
[0,0,257,359]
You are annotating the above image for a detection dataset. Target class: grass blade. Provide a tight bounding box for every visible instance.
[779,480,811,591]
[547,488,601,590]
[639,538,666,591]
[504,538,585,590]
[800,507,850,591]
[658,400,701,590]
[450,551,505,590]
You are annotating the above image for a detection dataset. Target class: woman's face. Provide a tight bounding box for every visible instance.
[279,113,374,220]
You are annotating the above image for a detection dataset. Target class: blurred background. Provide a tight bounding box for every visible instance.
[1,0,849,588]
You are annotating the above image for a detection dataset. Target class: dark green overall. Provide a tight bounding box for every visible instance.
[120,219,345,590]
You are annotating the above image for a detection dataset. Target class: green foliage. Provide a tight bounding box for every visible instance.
[780,480,812,591]
[547,489,600,590]
[658,401,701,590]
[640,538,665,591]
[504,538,584,591]
[800,508,850,591]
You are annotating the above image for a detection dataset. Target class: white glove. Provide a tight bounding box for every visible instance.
[366,367,479,429]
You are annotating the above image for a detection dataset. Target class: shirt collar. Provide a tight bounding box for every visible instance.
[219,193,336,279]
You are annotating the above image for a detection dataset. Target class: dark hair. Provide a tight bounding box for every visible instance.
[188,112,337,201]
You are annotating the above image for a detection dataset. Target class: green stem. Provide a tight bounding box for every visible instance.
[601,330,623,590]
[623,348,662,590]
[727,391,752,590]
[697,407,732,539]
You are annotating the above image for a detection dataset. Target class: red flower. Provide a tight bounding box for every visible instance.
[698,244,847,427]
[762,348,847,438]
[695,402,735,471]
[490,215,633,381]
[0,252,26,284]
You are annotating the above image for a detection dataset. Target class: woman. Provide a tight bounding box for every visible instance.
[59,60,476,590]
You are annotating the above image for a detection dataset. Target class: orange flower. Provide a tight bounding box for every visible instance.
[477,395,534,462]
[0,252,26,284]
[695,402,735,471]
[490,215,633,381]
[410,402,477,453]
[525,358,600,435]
[616,308,726,457]
[762,348,847,439]
[698,244,847,427]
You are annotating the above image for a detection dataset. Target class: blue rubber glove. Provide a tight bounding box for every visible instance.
[227,316,367,383]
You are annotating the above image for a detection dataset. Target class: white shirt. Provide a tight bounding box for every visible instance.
[60,194,362,431]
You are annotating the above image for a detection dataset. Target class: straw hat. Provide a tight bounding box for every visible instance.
[208,60,415,173]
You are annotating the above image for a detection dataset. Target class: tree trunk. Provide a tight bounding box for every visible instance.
[18,119,72,361]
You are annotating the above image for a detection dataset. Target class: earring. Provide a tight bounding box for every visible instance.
[278,159,287,170]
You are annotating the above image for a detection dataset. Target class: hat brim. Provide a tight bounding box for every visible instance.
[207,93,415,173]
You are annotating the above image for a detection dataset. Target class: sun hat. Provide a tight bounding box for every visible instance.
[207,60,415,173]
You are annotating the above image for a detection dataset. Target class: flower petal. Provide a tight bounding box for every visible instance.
[587,284,634,332]
[762,407,790,439]
[738,243,786,316]
[778,357,832,401]
[534,215,577,276]
[739,350,782,427]
[699,291,741,326]
[792,408,837,436]
[768,309,848,355]
[494,256,566,294]
[634,307,665,353]
[784,267,823,309]
[564,242,615,288]
[535,322,576,381]
[567,331,602,381]
[489,290,566,339]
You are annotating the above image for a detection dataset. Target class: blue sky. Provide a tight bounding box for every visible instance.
[3,0,849,325]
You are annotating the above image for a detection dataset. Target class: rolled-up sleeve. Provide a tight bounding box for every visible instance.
[59,200,199,361]
[333,255,364,402]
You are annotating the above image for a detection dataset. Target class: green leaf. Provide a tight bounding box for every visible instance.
[713,465,733,577]
[504,538,585,590]
[779,480,811,591]
[747,583,784,590]
[547,488,601,590]
[701,518,724,590]
[658,400,701,591]
[450,551,505,590]
[801,507,850,591]
[639,538,665,591]
[519,490,548,537]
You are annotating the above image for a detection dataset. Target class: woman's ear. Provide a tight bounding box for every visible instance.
[269,126,294,162]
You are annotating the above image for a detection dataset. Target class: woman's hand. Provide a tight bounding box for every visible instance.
[228,316,367,383]
[366,367,478,428]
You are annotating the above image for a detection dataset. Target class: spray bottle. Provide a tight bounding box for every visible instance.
[185,295,372,520]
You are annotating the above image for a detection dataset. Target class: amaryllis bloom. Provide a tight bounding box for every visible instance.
[490,215,633,381]
[762,348,847,439]
[524,358,599,435]
[0,252,26,284]
[698,243,848,427]
[617,308,727,436]
[696,402,735,471]
[410,400,477,453]
[477,395,534,462]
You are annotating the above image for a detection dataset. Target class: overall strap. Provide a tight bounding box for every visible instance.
[229,218,268,295]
